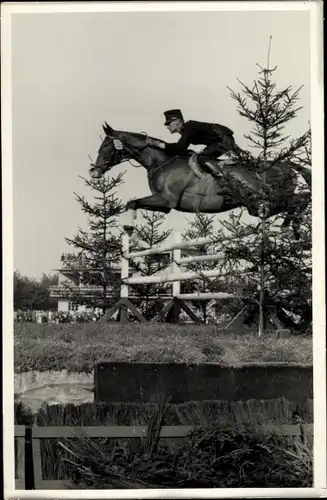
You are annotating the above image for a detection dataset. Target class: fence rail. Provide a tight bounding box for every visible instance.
[15,423,313,490]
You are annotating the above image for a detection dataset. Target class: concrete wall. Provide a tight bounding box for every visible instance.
[14,363,313,414]
[95,363,313,404]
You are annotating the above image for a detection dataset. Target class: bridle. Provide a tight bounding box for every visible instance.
[91,131,175,177]
[91,133,150,174]
[117,135,148,168]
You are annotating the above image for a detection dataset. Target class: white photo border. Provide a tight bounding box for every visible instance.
[2,1,325,498]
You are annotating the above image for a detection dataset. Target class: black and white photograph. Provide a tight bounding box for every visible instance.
[2,1,326,497]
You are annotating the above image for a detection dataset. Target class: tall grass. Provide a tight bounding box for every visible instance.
[56,403,313,488]
[23,398,312,485]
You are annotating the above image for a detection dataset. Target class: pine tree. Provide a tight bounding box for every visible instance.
[227,38,310,169]
[181,213,223,323]
[128,211,172,319]
[64,172,125,311]
[220,39,312,334]
[213,203,311,333]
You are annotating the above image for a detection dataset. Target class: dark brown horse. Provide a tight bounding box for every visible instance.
[89,123,311,237]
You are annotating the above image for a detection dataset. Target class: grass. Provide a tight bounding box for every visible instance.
[14,323,312,373]
[52,403,313,488]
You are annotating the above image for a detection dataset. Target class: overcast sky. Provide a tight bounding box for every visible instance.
[10,7,311,278]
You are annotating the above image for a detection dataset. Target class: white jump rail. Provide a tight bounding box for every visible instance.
[121,231,236,299]
[125,229,255,260]
[176,292,235,300]
[125,268,225,285]
[125,235,216,259]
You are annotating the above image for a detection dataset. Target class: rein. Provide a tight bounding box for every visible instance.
[114,133,178,175]
[116,137,147,168]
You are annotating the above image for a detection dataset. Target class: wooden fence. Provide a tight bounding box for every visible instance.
[14,423,313,490]
[15,425,25,490]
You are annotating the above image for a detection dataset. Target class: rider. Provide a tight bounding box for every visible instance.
[146,109,236,173]
[147,109,265,214]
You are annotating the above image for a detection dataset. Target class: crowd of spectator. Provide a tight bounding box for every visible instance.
[14,309,104,324]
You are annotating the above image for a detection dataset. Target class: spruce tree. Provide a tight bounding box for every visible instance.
[127,211,172,320]
[220,40,312,334]
[64,172,125,311]
[181,213,224,323]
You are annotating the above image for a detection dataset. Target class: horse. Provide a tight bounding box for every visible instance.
[89,122,312,238]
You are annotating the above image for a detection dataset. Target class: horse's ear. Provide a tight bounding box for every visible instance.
[103,122,115,136]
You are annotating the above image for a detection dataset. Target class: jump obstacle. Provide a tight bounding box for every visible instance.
[99,226,290,335]
[101,228,248,325]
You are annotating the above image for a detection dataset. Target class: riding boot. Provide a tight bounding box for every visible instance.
[197,154,224,176]
[205,161,225,177]
[197,154,214,174]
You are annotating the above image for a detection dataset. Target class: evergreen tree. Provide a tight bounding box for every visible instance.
[128,211,172,319]
[64,173,125,311]
[213,205,311,333]
[218,40,312,333]
[181,213,224,323]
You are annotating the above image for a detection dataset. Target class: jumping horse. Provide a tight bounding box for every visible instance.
[89,123,311,239]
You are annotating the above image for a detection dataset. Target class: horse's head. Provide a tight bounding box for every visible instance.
[89,122,127,179]
[89,123,169,179]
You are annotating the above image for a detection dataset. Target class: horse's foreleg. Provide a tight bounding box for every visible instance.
[126,193,173,214]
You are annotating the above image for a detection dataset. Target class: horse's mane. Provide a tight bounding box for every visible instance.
[117,130,164,143]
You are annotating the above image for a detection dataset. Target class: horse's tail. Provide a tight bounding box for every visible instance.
[290,162,312,188]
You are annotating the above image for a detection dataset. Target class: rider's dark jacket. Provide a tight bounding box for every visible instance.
[164,120,234,156]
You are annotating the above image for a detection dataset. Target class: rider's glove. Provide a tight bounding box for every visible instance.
[146,138,164,149]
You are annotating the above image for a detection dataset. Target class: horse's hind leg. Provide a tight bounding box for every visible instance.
[282,191,311,239]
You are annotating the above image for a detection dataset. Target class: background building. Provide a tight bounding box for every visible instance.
[49,252,172,312]
[49,253,122,312]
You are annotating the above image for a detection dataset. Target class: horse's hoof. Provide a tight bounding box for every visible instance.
[89,167,102,179]
[123,225,135,236]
